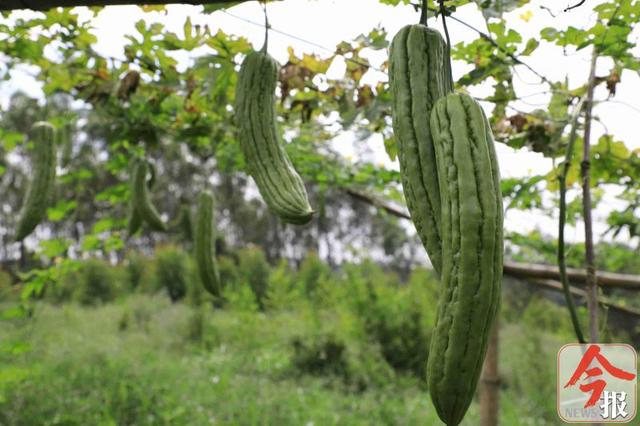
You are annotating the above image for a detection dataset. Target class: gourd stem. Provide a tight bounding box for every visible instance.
[439,0,453,84]
[558,96,586,344]
[582,50,599,344]
[439,0,451,48]
[261,1,268,52]
[419,0,428,26]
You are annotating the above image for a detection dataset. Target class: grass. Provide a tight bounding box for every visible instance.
[0,288,620,426]
[0,295,453,426]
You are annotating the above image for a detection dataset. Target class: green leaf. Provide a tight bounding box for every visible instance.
[521,38,539,56]
[384,136,398,161]
[81,235,101,251]
[92,218,116,234]
[47,199,77,222]
[39,238,70,258]
[1,131,24,150]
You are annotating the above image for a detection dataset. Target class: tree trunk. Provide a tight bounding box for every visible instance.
[480,319,500,426]
[0,0,242,10]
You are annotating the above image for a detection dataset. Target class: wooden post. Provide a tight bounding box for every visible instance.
[480,318,500,426]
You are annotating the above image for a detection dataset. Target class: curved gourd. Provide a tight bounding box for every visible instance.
[15,122,57,241]
[235,50,314,225]
[130,158,167,232]
[127,209,143,236]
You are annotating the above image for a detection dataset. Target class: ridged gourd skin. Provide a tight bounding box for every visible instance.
[235,50,314,226]
[59,121,74,168]
[127,207,143,236]
[194,190,222,297]
[127,158,142,236]
[127,159,159,236]
[427,93,503,426]
[389,25,454,275]
[15,122,57,241]
[131,158,167,232]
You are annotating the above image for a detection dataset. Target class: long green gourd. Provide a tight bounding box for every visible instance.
[127,158,142,236]
[131,158,167,232]
[58,120,74,168]
[235,50,314,225]
[127,159,159,236]
[389,24,454,275]
[427,93,503,426]
[127,207,143,236]
[15,122,57,241]
[194,190,222,297]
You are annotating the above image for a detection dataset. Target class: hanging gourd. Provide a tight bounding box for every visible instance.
[234,5,314,225]
[15,121,57,241]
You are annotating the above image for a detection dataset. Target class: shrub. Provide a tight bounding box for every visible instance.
[217,255,239,290]
[265,259,298,310]
[224,281,259,312]
[0,270,15,301]
[289,325,395,391]
[237,247,270,310]
[75,258,118,306]
[185,306,205,344]
[291,333,349,378]
[502,322,559,422]
[342,261,437,380]
[46,268,77,304]
[124,250,149,292]
[296,251,331,301]
[154,245,191,303]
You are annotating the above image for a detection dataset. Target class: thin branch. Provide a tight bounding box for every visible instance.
[557,96,587,344]
[582,50,599,343]
[565,0,587,12]
[539,5,558,18]
[344,187,410,220]
[597,99,640,117]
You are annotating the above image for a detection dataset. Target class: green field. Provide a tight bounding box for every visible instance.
[0,248,584,425]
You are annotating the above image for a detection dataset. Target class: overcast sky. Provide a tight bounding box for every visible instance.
[2,0,639,245]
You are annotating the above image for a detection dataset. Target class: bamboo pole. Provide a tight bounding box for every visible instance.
[344,189,640,290]
[528,278,640,318]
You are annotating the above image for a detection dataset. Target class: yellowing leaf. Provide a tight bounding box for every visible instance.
[519,10,533,22]
[287,46,297,62]
[140,5,166,12]
[300,54,332,74]
[610,141,631,159]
